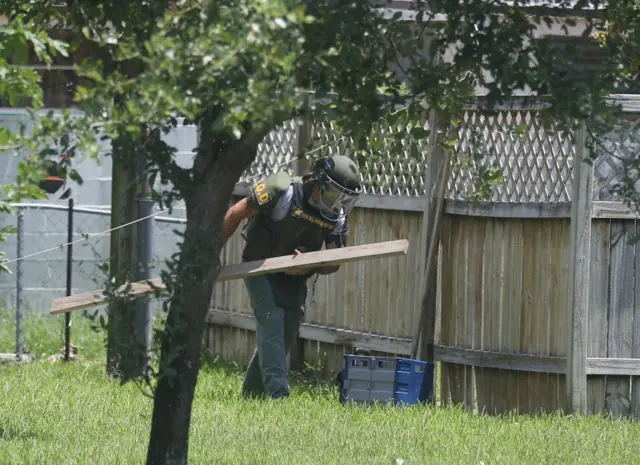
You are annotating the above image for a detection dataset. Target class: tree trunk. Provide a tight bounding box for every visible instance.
[106,141,143,381]
[145,134,260,465]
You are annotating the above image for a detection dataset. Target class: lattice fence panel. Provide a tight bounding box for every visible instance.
[312,119,430,197]
[447,109,575,203]
[592,116,640,201]
[239,119,298,182]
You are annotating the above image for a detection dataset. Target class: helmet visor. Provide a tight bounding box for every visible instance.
[315,183,359,220]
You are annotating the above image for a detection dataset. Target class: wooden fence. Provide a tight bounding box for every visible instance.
[437,209,640,418]
[205,95,640,419]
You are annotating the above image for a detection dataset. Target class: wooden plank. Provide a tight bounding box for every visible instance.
[519,218,539,414]
[553,219,570,412]
[206,309,413,355]
[433,345,566,374]
[473,218,490,413]
[415,108,444,363]
[439,215,455,406]
[537,220,554,413]
[443,200,640,220]
[462,219,474,411]
[492,219,510,414]
[469,217,485,412]
[587,358,640,376]
[566,121,593,416]
[605,220,635,417]
[586,219,610,414]
[50,239,410,315]
[506,219,524,413]
[633,220,640,420]
[442,215,463,405]
[482,218,497,413]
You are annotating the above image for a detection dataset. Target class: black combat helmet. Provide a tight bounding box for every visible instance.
[308,155,362,221]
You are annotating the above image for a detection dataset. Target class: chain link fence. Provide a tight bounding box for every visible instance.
[0,202,187,357]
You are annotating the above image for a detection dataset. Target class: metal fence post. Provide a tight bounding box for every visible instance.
[15,206,24,361]
[65,198,74,361]
[136,172,154,374]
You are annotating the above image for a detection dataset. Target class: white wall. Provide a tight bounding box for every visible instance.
[0,110,196,314]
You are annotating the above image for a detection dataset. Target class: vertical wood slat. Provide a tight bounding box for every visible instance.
[481,219,496,413]
[587,220,610,414]
[537,221,552,413]
[549,219,569,411]
[463,220,474,410]
[566,121,593,415]
[538,221,558,412]
[519,219,538,415]
[473,218,489,413]
[487,219,501,413]
[506,220,522,413]
[469,218,485,412]
[439,215,454,406]
[606,220,635,417]
[633,221,640,419]
[451,215,466,406]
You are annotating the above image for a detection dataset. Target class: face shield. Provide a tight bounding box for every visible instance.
[311,174,360,221]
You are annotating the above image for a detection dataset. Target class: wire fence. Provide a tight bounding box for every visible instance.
[0,202,187,359]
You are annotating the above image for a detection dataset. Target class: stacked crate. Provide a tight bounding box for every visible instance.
[339,354,435,405]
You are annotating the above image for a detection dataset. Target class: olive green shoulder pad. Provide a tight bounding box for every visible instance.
[250,171,292,208]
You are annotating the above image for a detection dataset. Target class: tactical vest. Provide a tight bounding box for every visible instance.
[241,179,339,264]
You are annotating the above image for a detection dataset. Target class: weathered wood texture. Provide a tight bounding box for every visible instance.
[206,205,425,377]
[438,215,640,418]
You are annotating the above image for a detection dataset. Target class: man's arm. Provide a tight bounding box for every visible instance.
[222,197,258,240]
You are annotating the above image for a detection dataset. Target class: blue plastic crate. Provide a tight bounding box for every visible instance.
[393,358,434,404]
[339,354,434,406]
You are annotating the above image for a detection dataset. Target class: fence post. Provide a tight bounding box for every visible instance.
[64,198,74,361]
[15,206,24,361]
[566,120,592,415]
[135,169,154,374]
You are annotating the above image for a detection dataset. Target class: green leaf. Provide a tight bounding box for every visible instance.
[69,169,84,185]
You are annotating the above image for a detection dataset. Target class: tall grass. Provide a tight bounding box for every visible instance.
[1,308,640,465]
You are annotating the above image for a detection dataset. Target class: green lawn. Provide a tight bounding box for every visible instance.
[2,309,640,465]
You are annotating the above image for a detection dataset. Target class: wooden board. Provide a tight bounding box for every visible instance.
[50,239,409,315]
[586,220,610,414]
[633,221,640,419]
[605,221,635,417]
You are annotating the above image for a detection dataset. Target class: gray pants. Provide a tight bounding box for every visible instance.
[242,275,305,398]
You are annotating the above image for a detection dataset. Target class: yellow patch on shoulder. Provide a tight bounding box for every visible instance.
[254,181,271,205]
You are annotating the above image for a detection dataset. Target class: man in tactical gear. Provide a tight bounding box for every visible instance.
[222,154,363,399]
